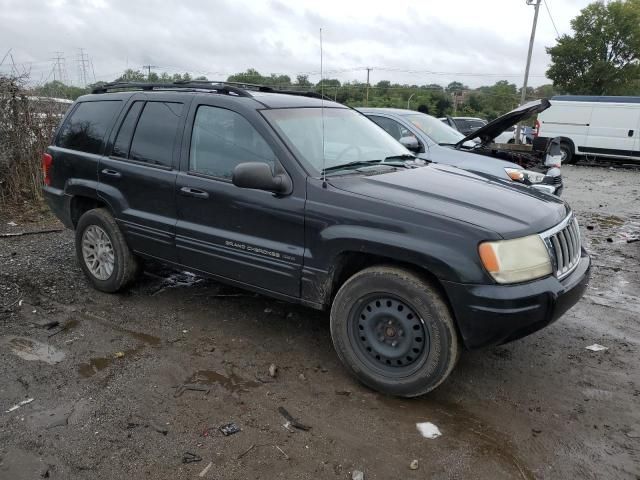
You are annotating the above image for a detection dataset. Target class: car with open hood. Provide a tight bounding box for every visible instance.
[43,82,589,397]
[361,100,562,196]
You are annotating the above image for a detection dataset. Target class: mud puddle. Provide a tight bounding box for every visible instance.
[77,314,161,377]
[4,336,65,365]
[378,395,535,479]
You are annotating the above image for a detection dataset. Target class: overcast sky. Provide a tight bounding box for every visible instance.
[0,0,593,88]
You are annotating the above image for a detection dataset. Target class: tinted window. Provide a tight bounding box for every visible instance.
[56,100,121,154]
[129,102,183,167]
[189,106,276,179]
[112,101,144,158]
[369,116,413,141]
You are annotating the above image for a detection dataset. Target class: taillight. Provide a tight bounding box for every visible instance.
[534,119,540,138]
[42,153,53,186]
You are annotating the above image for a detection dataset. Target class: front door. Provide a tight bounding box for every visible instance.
[175,101,305,297]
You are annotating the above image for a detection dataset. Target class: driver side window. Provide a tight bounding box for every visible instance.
[369,115,414,141]
[189,106,276,179]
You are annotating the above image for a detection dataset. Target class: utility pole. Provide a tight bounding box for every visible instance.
[515,0,541,144]
[142,64,158,80]
[365,67,371,106]
[51,52,67,84]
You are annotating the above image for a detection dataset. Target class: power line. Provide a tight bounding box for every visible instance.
[77,48,90,86]
[543,0,561,38]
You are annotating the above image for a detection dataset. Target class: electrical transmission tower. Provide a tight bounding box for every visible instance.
[51,51,67,83]
[77,48,91,86]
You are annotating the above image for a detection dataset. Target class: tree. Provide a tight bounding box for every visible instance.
[445,81,467,93]
[546,0,640,95]
[295,75,312,87]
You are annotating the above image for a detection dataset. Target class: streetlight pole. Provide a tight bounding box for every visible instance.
[407,93,415,110]
[515,0,541,144]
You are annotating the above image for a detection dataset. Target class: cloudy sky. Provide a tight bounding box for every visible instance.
[0,0,593,88]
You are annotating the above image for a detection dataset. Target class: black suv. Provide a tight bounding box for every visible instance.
[43,82,591,397]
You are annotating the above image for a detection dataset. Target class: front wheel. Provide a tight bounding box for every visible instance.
[330,266,460,397]
[75,208,140,293]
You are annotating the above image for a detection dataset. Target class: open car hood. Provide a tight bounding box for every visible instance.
[454,98,551,148]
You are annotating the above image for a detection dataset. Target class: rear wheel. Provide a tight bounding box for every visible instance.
[330,266,460,397]
[560,141,575,164]
[75,208,139,292]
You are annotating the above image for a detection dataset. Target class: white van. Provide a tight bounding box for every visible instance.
[536,96,640,163]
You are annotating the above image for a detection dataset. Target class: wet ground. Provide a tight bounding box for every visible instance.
[1,164,639,479]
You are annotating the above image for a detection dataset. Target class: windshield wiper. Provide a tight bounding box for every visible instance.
[383,154,416,162]
[322,160,382,174]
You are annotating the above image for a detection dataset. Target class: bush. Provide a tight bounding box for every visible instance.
[0,76,64,204]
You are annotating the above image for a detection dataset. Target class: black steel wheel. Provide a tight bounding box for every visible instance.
[352,295,428,375]
[330,265,460,397]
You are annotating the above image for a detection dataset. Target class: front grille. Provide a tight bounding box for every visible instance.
[540,215,581,278]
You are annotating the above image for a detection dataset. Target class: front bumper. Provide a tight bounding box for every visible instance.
[441,251,590,349]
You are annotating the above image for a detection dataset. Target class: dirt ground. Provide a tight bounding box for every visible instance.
[1,164,639,480]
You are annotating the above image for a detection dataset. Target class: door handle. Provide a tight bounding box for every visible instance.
[101,168,122,179]
[180,186,209,199]
[629,130,635,137]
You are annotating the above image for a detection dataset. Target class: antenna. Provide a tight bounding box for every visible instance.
[320,28,327,188]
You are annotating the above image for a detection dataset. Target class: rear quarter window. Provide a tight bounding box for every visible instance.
[56,100,122,154]
[129,102,183,168]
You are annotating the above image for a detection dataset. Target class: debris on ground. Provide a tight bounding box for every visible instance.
[182,452,202,464]
[586,344,608,352]
[268,363,278,378]
[278,406,311,431]
[114,351,125,358]
[352,470,364,480]
[335,390,352,396]
[298,373,306,381]
[174,383,211,397]
[5,398,34,413]
[7,221,17,226]
[264,308,273,314]
[198,461,213,477]
[149,419,169,435]
[0,228,63,238]
[626,430,640,439]
[274,445,288,459]
[409,459,419,470]
[219,422,241,436]
[416,422,442,439]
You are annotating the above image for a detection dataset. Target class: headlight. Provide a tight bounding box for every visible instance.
[504,168,525,181]
[524,170,545,184]
[504,168,546,184]
[478,235,552,284]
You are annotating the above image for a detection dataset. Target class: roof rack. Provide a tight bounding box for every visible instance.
[91,80,331,101]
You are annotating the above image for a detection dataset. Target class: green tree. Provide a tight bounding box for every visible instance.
[295,75,312,87]
[546,0,640,95]
[445,81,466,93]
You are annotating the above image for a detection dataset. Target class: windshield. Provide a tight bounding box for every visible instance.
[262,108,411,174]
[401,113,465,145]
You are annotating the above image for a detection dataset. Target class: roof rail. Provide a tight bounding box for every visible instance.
[91,81,252,97]
[91,80,332,101]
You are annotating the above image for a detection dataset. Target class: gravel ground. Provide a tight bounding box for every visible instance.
[0,165,639,479]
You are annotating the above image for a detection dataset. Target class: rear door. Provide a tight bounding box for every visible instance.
[585,104,637,159]
[99,94,190,262]
[175,98,305,297]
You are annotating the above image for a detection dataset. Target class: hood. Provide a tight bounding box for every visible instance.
[329,163,567,238]
[419,144,520,180]
[454,98,551,148]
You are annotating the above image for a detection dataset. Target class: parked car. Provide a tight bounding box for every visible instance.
[439,116,487,136]
[536,95,640,164]
[361,103,562,195]
[43,81,590,397]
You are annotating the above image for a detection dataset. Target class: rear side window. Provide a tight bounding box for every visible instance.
[56,100,122,154]
[129,102,183,167]
[112,101,144,158]
[369,116,413,141]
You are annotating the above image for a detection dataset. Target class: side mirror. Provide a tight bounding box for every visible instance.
[232,162,292,194]
[399,135,421,153]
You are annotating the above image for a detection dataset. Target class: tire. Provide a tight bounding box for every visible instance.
[560,141,576,164]
[330,266,460,397]
[75,208,139,293]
